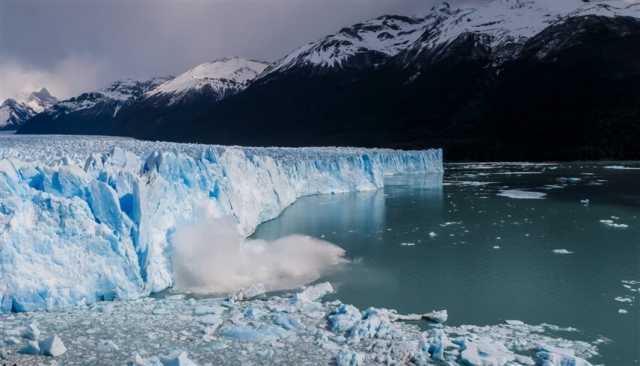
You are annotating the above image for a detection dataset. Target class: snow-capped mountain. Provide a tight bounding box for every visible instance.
[147,58,268,104]
[0,88,58,130]
[52,78,170,116]
[267,15,426,73]
[18,78,171,135]
[19,0,640,160]
[265,0,639,74]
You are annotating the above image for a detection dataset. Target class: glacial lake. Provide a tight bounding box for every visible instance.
[253,162,640,365]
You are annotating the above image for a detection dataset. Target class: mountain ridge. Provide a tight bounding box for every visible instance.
[0,88,58,130]
[18,0,640,160]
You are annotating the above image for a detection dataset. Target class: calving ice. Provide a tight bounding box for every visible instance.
[0,135,442,312]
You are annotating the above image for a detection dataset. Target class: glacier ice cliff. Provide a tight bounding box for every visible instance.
[0,136,442,312]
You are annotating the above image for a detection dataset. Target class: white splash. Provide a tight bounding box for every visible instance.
[172,212,347,294]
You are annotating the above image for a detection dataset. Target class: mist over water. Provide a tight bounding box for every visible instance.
[172,213,347,294]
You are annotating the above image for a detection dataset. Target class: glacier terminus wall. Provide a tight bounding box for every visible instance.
[0,135,442,313]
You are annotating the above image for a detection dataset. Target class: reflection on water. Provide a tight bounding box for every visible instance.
[254,166,639,365]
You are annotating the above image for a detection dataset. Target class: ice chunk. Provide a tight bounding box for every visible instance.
[272,313,301,330]
[328,304,362,334]
[504,320,525,326]
[552,249,573,255]
[614,296,633,303]
[129,351,199,366]
[21,323,40,340]
[415,328,449,362]
[234,283,267,301]
[39,335,67,357]
[423,309,448,324]
[459,337,516,365]
[97,340,120,352]
[599,219,629,229]
[557,177,581,183]
[161,351,198,366]
[604,165,640,170]
[193,304,225,316]
[296,282,334,303]
[336,349,364,366]
[19,340,40,355]
[533,345,592,366]
[497,189,546,199]
[348,308,393,340]
[219,324,287,342]
[197,314,223,328]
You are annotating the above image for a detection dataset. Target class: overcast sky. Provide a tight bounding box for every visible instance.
[0,0,476,101]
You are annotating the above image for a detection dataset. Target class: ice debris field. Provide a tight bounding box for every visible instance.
[0,282,600,366]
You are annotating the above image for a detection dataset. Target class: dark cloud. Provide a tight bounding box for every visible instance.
[0,0,467,100]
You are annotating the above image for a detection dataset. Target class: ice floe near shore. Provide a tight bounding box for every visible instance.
[0,283,600,366]
[0,135,442,313]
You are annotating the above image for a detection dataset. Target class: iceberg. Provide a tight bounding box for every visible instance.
[0,135,442,313]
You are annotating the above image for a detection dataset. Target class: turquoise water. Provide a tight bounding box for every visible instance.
[253,162,640,365]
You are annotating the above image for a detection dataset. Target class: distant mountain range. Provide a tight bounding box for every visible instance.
[0,88,57,130]
[18,0,640,160]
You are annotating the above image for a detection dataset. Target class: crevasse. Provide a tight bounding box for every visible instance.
[0,137,442,313]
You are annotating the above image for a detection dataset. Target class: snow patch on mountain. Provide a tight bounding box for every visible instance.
[269,15,426,72]
[267,0,640,73]
[417,0,640,51]
[53,78,170,115]
[147,58,268,103]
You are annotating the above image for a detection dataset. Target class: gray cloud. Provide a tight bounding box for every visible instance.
[0,0,467,100]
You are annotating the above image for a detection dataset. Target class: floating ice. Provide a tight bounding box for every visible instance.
[600,219,629,229]
[443,181,496,187]
[497,189,547,199]
[295,282,334,303]
[553,249,574,255]
[614,297,632,303]
[604,165,640,170]
[423,309,448,324]
[0,135,442,313]
[557,177,582,183]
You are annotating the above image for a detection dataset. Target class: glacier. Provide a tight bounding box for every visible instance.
[0,135,442,313]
